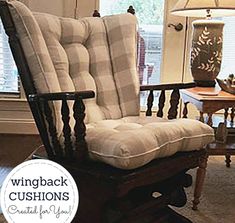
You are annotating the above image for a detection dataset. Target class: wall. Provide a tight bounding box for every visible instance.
[25,0,99,18]
[28,0,64,16]
[76,0,98,18]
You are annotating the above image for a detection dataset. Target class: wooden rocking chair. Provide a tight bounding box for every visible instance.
[0,1,214,222]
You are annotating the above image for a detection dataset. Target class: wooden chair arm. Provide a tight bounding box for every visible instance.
[140,82,196,91]
[28,91,95,162]
[28,90,95,101]
[141,82,196,119]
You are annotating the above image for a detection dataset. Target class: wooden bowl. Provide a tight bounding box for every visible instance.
[216,78,235,94]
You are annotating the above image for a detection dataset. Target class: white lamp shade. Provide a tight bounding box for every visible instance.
[172,0,235,17]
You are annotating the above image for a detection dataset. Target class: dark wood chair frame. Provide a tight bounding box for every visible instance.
[0,2,208,222]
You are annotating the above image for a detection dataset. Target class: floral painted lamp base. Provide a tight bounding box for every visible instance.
[191,20,224,87]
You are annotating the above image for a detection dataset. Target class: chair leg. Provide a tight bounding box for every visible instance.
[225,154,231,168]
[192,153,208,210]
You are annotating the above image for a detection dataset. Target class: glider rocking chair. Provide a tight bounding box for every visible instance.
[0,1,214,222]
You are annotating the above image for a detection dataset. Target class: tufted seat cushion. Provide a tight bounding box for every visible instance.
[86,117,214,169]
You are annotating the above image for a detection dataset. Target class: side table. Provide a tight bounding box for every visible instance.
[181,86,235,210]
[181,87,235,157]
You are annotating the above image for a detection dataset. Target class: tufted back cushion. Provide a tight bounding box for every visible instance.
[8,0,139,125]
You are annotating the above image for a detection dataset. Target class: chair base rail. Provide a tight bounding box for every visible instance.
[73,170,192,223]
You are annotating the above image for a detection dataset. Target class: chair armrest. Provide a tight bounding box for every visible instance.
[140,82,196,91]
[28,90,95,101]
[28,91,95,162]
[141,82,196,119]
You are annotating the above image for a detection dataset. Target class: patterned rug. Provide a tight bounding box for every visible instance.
[0,156,234,223]
[175,156,235,223]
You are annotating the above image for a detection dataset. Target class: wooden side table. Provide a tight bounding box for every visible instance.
[181,86,235,210]
[181,87,235,126]
[181,87,235,157]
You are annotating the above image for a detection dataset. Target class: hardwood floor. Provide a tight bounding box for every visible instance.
[0,134,42,185]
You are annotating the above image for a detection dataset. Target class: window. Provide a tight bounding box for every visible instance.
[0,20,19,97]
[100,0,165,106]
[219,17,235,79]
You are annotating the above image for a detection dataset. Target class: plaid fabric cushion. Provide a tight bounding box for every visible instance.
[87,117,214,169]
[34,13,123,123]
[8,1,61,94]
[9,0,128,123]
[103,14,140,117]
[84,17,123,120]
[8,1,140,122]
[8,1,63,132]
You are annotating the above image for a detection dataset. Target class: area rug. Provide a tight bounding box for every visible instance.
[0,156,234,223]
[175,156,235,223]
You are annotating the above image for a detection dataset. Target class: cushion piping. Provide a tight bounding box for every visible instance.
[88,133,214,159]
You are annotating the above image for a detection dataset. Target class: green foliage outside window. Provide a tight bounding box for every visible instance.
[105,0,164,25]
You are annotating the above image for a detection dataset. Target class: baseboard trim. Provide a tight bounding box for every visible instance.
[0,119,38,134]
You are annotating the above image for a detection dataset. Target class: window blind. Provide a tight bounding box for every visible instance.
[219,17,235,79]
[0,20,19,96]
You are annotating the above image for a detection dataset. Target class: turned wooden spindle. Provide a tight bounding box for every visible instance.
[157,90,165,118]
[199,112,204,123]
[224,108,229,121]
[127,5,135,15]
[93,9,101,17]
[183,102,189,118]
[207,113,213,126]
[146,90,154,116]
[61,100,73,159]
[43,100,63,158]
[231,107,235,123]
[168,89,180,119]
[73,98,88,161]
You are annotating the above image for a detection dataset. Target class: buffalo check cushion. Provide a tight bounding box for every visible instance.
[103,14,140,117]
[8,1,138,123]
[86,117,214,169]
[7,0,215,170]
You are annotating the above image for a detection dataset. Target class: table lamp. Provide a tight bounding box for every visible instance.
[171,0,235,87]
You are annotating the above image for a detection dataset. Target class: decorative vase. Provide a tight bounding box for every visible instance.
[190,20,224,87]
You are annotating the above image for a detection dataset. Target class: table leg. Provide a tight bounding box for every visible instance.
[192,153,208,210]
[225,154,231,168]
[226,107,234,167]
[224,108,230,167]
